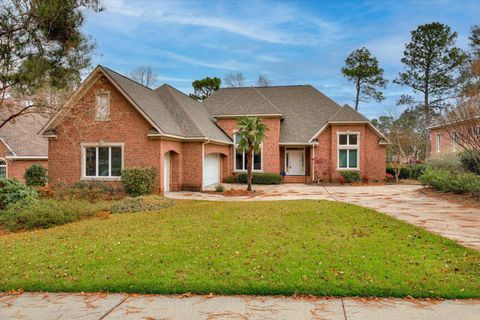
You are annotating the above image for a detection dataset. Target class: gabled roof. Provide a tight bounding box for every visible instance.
[328,104,369,122]
[42,66,231,144]
[209,87,284,117]
[0,110,48,157]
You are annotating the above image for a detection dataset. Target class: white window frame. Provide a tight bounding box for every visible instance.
[233,132,263,172]
[337,132,360,170]
[451,130,457,152]
[436,133,441,153]
[81,143,124,180]
[0,158,7,178]
[95,90,111,121]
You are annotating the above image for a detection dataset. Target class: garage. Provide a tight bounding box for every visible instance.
[203,153,220,187]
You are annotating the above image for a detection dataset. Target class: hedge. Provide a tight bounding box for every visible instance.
[419,168,480,196]
[339,171,361,183]
[386,163,427,180]
[121,167,156,196]
[236,173,282,184]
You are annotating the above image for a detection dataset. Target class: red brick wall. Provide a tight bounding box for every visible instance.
[181,142,202,190]
[429,127,457,157]
[49,75,163,190]
[0,140,48,183]
[313,124,386,182]
[216,117,281,174]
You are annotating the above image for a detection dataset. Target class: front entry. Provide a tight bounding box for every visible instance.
[163,152,170,192]
[285,149,305,175]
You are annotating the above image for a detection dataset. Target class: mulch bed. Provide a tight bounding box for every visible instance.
[418,187,480,208]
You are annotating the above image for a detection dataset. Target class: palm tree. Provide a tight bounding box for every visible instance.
[236,117,268,191]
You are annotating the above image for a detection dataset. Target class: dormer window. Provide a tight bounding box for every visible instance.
[95,91,110,120]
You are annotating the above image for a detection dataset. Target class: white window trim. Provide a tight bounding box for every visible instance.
[95,90,111,121]
[233,131,263,172]
[436,133,441,153]
[284,147,306,176]
[0,158,7,178]
[80,142,124,180]
[451,130,457,153]
[337,132,360,171]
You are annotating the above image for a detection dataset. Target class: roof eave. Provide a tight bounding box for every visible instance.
[213,113,285,119]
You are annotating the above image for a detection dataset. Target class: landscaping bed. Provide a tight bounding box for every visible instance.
[0,200,479,298]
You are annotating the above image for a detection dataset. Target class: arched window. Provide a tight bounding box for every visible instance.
[0,159,6,178]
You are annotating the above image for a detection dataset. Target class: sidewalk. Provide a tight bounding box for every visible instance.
[1,293,479,320]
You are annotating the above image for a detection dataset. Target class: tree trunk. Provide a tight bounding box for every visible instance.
[354,79,360,111]
[424,89,431,160]
[247,145,253,192]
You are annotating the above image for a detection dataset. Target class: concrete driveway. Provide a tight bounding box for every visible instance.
[167,184,480,251]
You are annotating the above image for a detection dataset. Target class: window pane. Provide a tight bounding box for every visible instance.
[234,133,242,145]
[235,149,244,170]
[111,147,122,176]
[0,167,6,178]
[339,150,347,168]
[98,147,109,176]
[349,134,357,145]
[339,134,348,145]
[349,150,358,168]
[244,150,248,170]
[85,147,97,176]
[253,151,261,170]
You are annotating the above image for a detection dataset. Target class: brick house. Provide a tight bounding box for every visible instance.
[0,111,48,182]
[41,65,387,193]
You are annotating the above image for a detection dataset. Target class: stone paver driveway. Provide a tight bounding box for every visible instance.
[167,184,480,250]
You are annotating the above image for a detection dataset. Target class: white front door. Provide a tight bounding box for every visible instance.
[203,154,220,187]
[286,149,305,175]
[163,152,170,192]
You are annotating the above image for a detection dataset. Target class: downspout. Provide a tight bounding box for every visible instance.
[311,145,315,182]
[201,139,210,191]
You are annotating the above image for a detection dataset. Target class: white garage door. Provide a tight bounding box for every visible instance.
[203,154,220,187]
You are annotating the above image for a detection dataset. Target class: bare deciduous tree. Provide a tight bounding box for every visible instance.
[128,66,158,88]
[224,73,245,87]
[442,96,480,166]
[256,75,271,87]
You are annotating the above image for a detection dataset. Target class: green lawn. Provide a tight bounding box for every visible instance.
[0,200,479,298]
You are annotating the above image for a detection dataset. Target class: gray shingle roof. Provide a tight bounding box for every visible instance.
[102,66,231,143]
[0,111,48,157]
[204,85,371,143]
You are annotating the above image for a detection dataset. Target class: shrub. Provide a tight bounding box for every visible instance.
[224,176,236,183]
[386,163,427,180]
[109,196,175,214]
[420,168,480,195]
[0,178,37,210]
[23,163,48,187]
[236,173,282,185]
[459,150,480,175]
[339,171,361,183]
[0,199,108,231]
[427,154,464,173]
[121,167,156,196]
[215,184,225,192]
[54,181,120,202]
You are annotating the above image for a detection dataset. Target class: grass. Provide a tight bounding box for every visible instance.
[0,200,479,298]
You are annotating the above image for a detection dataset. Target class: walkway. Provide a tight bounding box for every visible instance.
[1,293,479,319]
[167,184,480,250]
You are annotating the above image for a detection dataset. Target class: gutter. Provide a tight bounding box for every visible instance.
[6,156,48,160]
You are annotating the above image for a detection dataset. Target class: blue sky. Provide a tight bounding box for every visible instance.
[83,0,480,119]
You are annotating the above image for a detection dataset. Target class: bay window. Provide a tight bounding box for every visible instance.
[234,132,262,171]
[83,145,123,178]
[338,133,359,169]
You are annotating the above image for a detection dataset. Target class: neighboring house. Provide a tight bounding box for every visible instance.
[428,101,480,157]
[41,65,387,193]
[0,111,48,181]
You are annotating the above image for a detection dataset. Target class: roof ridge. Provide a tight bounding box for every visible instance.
[100,65,154,91]
[211,88,249,115]
[251,87,284,116]
[219,84,310,90]
[161,85,207,137]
